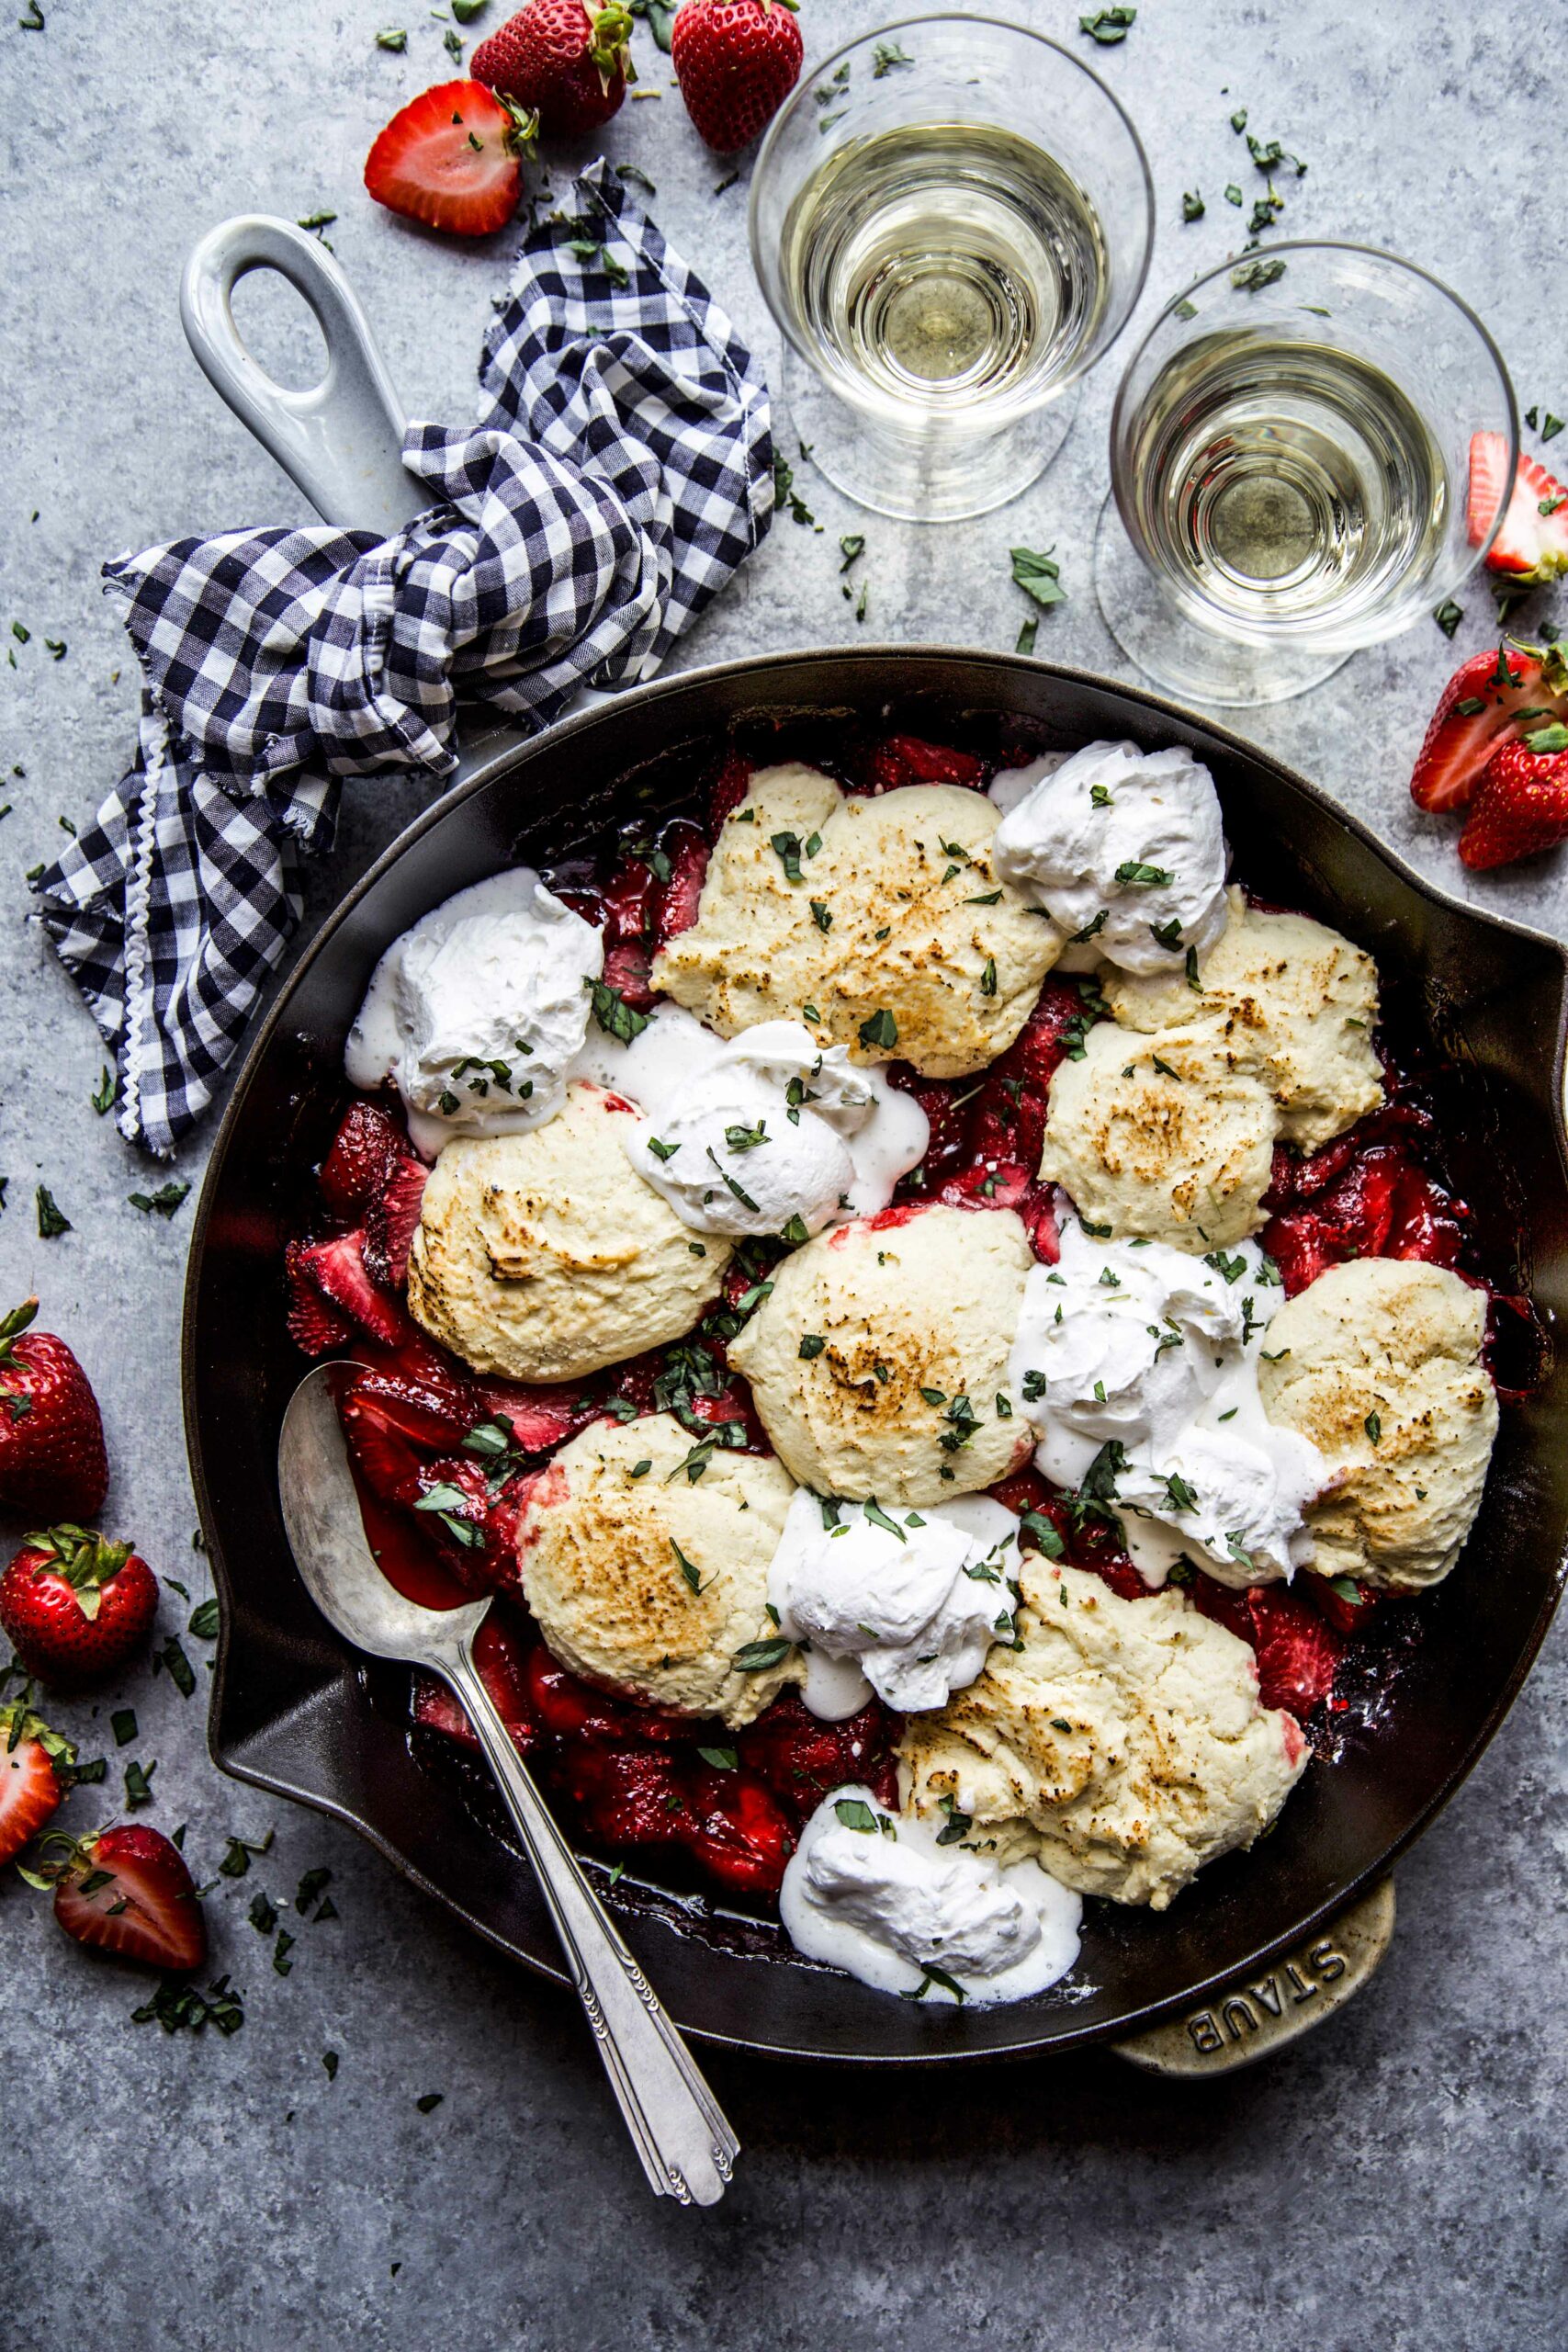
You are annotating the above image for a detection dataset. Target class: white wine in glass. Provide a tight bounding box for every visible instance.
[1096,243,1517,707]
[750,16,1154,523]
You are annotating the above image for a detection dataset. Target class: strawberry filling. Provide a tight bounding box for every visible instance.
[287,729,1540,1899]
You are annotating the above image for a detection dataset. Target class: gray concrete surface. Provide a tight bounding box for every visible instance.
[2,3,1564,2346]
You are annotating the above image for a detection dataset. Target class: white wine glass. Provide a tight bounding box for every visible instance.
[1094,241,1518,706]
[749,13,1155,523]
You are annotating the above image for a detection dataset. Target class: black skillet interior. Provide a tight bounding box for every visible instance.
[186,649,1568,2062]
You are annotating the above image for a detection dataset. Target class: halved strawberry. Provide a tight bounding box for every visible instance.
[42,1823,207,1972]
[320,1101,406,1217]
[1459,735,1568,869]
[295,1230,406,1345]
[0,1702,73,1866]
[362,1155,429,1292]
[1409,639,1568,813]
[285,1239,355,1356]
[1467,431,1568,582]
[364,79,536,240]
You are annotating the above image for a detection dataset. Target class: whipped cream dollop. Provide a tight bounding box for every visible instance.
[1009,1216,1325,1587]
[768,1490,1021,1719]
[600,1015,928,1239]
[779,1783,1083,2007]
[346,871,604,1158]
[991,741,1230,977]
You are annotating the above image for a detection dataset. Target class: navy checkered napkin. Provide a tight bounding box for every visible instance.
[31,164,773,1157]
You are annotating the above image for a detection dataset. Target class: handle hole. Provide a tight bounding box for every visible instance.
[229,266,331,394]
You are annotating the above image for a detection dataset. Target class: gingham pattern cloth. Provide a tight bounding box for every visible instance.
[31,163,773,1157]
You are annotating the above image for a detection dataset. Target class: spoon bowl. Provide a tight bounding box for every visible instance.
[276,1363,739,2206]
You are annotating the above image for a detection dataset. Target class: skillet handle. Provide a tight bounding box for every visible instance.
[1111,1875,1396,2075]
[180,214,429,537]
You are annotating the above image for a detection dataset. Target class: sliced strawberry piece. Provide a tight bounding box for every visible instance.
[1191,1577,1346,1720]
[601,938,654,1009]
[679,1766,795,1896]
[414,1611,539,1752]
[340,1388,427,1503]
[1409,639,1568,813]
[1468,431,1568,582]
[1304,1573,1382,1637]
[0,1702,73,1865]
[297,1230,406,1346]
[1460,736,1568,869]
[599,854,660,944]
[472,1377,601,1453]
[364,79,533,239]
[863,734,988,793]
[708,752,752,831]
[737,1690,900,1822]
[48,1823,208,1973]
[652,822,710,946]
[1466,428,1515,549]
[363,1154,429,1292]
[320,1100,406,1216]
[345,1361,472,1450]
[286,1239,355,1356]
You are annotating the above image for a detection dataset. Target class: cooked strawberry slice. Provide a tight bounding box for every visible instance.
[652,822,711,945]
[296,1230,406,1345]
[601,938,654,1008]
[598,854,660,944]
[708,752,752,831]
[340,1388,427,1502]
[285,1239,355,1356]
[364,79,535,239]
[344,1361,473,1449]
[1459,736,1568,869]
[0,1702,73,1865]
[936,1160,1032,1214]
[47,1823,208,1973]
[680,1766,795,1896]
[1467,431,1568,581]
[863,734,987,793]
[363,1154,429,1291]
[320,1100,407,1216]
[414,1611,539,1752]
[1242,1585,1346,1718]
[472,1378,601,1453]
[1304,1573,1382,1637]
[1191,1577,1345,1719]
[737,1691,899,1822]
[1409,639,1568,813]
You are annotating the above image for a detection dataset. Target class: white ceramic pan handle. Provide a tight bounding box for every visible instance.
[180,215,429,535]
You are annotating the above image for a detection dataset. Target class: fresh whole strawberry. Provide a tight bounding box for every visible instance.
[0,1299,108,1522]
[0,1525,158,1685]
[365,78,538,239]
[1459,735,1568,870]
[1467,430,1568,582]
[1409,638,1568,813]
[473,2,635,138]
[0,1702,75,1867]
[34,1823,207,1973]
[671,0,803,154]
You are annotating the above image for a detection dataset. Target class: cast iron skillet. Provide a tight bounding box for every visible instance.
[186,644,1568,2064]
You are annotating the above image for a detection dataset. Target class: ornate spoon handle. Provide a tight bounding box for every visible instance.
[447,1645,739,2205]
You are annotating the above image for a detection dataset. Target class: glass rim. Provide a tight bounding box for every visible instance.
[748,9,1157,420]
[1109,235,1521,602]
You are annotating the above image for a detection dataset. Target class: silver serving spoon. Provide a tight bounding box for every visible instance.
[276,1363,739,2205]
